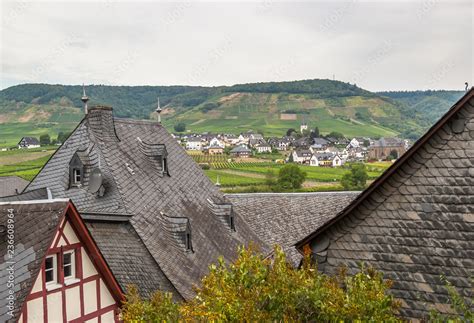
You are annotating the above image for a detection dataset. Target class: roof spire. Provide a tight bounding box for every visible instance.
[81,83,89,114]
[155,97,162,123]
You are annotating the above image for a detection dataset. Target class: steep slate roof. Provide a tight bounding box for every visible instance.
[227,192,359,265]
[85,219,182,300]
[230,145,251,153]
[372,137,404,147]
[296,89,474,319]
[25,106,266,299]
[0,200,68,322]
[0,176,29,197]
[18,137,39,145]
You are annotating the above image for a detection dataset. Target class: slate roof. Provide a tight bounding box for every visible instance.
[18,137,39,146]
[296,89,474,319]
[230,145,251,153]
[0,176,29,197]
[0,199,69,322]
[85,219,182,300]
[25,106,266,299]
[227,192,359,266]
[372,137,404,147]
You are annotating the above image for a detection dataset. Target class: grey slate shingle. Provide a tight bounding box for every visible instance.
[227,192,359,265]
[0,176,29,197]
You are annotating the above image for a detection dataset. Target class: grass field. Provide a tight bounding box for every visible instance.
[0,147,55,181]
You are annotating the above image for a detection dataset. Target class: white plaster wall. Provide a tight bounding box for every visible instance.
[27,297,43,322]
[63,221,80,244]
[83,280,98,315]
[31,273,42,293]
[100,279,115,308]
[65,285,81,320]
[82,247,98,278]
[47,291,63,322]
[101,310,115,322]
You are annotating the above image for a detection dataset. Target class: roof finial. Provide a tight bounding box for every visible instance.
[81,83,89,114]
[216,175,221,187]
[465,82,469,92]
[155,97,162,123]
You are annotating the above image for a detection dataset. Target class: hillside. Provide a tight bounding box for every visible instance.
[0,81,465,147]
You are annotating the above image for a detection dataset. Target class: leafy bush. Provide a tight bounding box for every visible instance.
[341,163,368,190]
[122,246,401,322]
[277,164,307,189]
[173,122,186,132]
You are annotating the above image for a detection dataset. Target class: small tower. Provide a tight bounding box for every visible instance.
[155,97,162,123]
[81,84,89,114]
[300,118,308,134]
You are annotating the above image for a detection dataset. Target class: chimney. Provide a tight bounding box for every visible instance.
[86,106,119,142]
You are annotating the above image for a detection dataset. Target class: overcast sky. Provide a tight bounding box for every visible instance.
[0,1,472,91]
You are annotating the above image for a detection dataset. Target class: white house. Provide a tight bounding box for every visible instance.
[310,153,343,167]
[292,149,312,164]
[209,137,225,148]
[18,137,40,149]
[185,138,204,151]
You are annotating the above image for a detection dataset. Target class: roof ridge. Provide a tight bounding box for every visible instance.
[0,198,70,205]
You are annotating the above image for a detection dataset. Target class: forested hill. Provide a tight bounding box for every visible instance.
[0,80,371,119]
[378,90,465,129]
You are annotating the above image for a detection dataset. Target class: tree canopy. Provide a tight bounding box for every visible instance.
[341,163,368,190]
[277,164,307,190]
[122,245,401,322]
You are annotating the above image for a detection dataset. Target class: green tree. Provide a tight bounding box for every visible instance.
[327,131,344,139]
[286,128,296,137]
[57,132,69,144]
[277,164,306,189]
[174,122,186,132]
[122,246,401,322]
[39,134,51,146]
[341,163,368,190]
[310,127,320,139]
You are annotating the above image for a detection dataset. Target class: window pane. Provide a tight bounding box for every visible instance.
[45,269,54,282]
[45,257,53,270]
[63,253,71,265]
[64,264,72,277]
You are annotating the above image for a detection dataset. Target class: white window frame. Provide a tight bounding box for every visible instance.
[63,250,76,281]
[45,254,58,285]
[73,168,81,185]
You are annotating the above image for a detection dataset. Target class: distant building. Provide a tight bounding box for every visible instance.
[209,137,225,148]
[185,138,203,151]
[311,137,330,149]
[204,143,224,155]
[368,137,406,160]
[230,144,252,158]
[18,136,40,149]
[310,153,342,167]
[292,149,312,164]
[300,120,308,134]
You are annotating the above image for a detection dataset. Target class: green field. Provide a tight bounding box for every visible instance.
[0,149,54,181]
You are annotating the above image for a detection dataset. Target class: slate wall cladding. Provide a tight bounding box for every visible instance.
[315,98,474,319]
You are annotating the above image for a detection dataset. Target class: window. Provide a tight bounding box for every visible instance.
[63,251,75,279]
[229,214,235,231]
[185,232,192,252]
[45,255,57,284]
[73,168,81,185]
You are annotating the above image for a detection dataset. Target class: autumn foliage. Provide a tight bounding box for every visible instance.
[122,245,401,322]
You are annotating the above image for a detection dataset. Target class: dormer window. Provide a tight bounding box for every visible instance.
[69,152,85,188]
[229,213,235,231]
